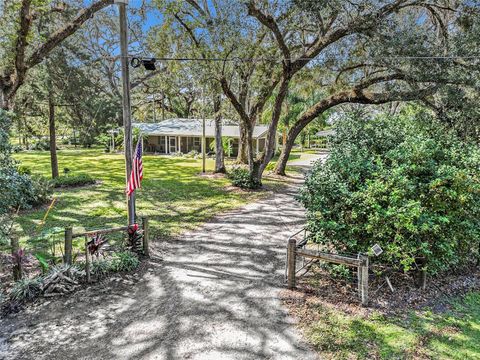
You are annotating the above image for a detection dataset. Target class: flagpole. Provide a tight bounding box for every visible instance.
[116,0,135,225]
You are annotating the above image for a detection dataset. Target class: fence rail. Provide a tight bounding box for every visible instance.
[71,226,129,239]
[63,217,150,282]
[286,230,369,306]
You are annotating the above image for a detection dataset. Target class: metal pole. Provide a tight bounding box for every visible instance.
[118,0,135,225]
[152,93,156,122]
[161,90,165,121]
[202,86,206,173]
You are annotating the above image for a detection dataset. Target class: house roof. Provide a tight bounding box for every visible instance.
[315,129,335,137]
[133,119,269,139]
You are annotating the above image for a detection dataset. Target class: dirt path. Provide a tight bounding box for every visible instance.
[1,165,321,360]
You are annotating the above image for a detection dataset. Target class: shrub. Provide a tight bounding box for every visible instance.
[110,251,140,272]
[96,133,112,152]
[0,111,52,249]
[27,176,53,206]
[299,112,480,274]
[184,150,199,158]
[91,259,111,277]
[31,227,64,264]
[31,138,51,151]
[51,173,95,188]
[17,165,31,175]
[10,277,43,301]
[11,145,23,153]
[228,165,262,189]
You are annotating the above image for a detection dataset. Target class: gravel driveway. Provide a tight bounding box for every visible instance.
[1,168,319,360]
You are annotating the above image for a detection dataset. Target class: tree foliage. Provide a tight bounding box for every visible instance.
[300,110,480,274]
[0,110,51,246]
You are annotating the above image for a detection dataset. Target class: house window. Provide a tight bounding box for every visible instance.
[192,137,201,152]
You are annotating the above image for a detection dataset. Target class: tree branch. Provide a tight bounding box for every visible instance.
[246,1,291,62]
[220,76,250,126]
[26,0,113,69]
[5,0,33,98]
[291,0,414,73]
[185,0,208,19]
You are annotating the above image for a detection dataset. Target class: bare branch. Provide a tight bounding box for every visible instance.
[220,76,250,125]
[13,0,32,84]
[185,0,208,18]
[174,13,202,48]
[246,1,291,63]
[131,70,162,90]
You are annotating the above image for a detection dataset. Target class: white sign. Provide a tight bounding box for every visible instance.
[371,243,383,256]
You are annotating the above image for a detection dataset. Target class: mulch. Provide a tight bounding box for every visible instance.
[280,264,480,318]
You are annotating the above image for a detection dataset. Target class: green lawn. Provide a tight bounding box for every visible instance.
[302,292,480,359]
[11,149,268,249]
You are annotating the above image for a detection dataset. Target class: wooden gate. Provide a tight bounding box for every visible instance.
[285,228,369,306]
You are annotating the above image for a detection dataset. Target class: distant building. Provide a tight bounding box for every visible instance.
[312,129,335,150]
[315,129,335,137]
[133,119,274,157]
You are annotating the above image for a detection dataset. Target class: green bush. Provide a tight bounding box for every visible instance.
[10,277,43,301]
[228,165,262,189]
[300,112,480,274]
[51,173,95,188]
[17,165,31,175]
[91,259,111,277]
[184,150,200,158]
[27,176,53,206]
[11,145,23,153]
[31,227,64,264]
[31,138,53,151]
[110,251,140,272]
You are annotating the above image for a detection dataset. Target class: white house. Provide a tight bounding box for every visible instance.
[133,118,274,157]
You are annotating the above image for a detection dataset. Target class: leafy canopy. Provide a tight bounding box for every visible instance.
[300,109,480,273]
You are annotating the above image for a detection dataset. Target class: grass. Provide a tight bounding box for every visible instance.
[10,148,273,251]
[303,292,480,359]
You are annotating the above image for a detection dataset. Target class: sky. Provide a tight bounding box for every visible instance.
[128,0,163,32]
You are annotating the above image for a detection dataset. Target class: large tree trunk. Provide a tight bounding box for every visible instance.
[213,94,225,173]
[0,88,10,110]
[237,122,249,164]
[255,75,291,180]
[48,93,59,178]
[245,124,262,186]
[274,126,300,175]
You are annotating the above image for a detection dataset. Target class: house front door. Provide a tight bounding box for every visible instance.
[169,136,177,154]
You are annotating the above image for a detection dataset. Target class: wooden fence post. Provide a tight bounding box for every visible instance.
[11,237,22,281]
[358,254,369,306]
[141,216,150,257]
[416,257,427,290]
[84,236,91,283]
[287,238,297,289]
[420,268,427,291]
[64,226,73,265]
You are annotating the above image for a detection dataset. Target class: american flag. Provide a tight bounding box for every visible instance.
[126,138,143,196]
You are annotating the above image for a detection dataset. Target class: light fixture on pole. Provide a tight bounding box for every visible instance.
[131,57,157,71]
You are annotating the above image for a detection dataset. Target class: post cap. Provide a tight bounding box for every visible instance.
[114,0,128,4]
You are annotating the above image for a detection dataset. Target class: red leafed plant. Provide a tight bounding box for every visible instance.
[87,233,108,256]
[127,224,142,252]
